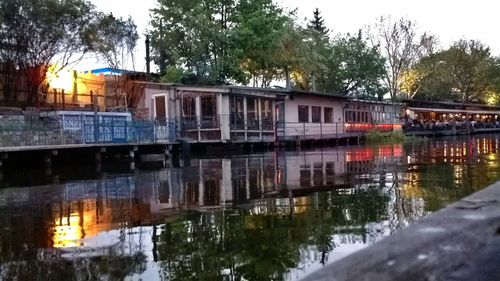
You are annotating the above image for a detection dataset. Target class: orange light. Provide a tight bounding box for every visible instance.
[46,65,74,92]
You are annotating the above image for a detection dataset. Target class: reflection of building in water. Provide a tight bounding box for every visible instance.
[0,145,407,246]
[406,136,500,165]
[0,176,153,250]
[276,145,403,191]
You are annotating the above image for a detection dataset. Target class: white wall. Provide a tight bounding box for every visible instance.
[144,88,176,120]
[282,95,347,138]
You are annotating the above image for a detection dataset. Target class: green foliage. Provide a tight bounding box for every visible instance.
[0,0,138,105]
[85,14,139,69]
[307,8,328,35]
[150,2,388,93]
[368,16,437,101]
[406,40,500,103]
[156,189,390,280]
[150,0,245,84]
[233,0,292,86]
[160,66,184,83]
[317,32,387,99]
[366,129,425,144]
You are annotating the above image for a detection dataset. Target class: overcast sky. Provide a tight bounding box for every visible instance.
[85,0,500,72]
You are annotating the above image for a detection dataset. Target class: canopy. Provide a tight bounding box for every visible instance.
[410,107,500,115]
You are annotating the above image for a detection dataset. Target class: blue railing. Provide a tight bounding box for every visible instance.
[0,118,178,147]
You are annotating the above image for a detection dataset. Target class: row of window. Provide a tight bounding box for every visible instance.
[345,110,399,123]
[298,105,399,124]
[298,105,334,123]
[345,103,397,113]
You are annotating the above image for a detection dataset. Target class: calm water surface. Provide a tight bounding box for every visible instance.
[1,135,500,280]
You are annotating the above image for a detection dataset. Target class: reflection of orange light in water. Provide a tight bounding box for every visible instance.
[276,168,283,185]
[293,196,311,214]
[52,213,84,248]
[347,144,402,162]
[346,147,375,162]
[345,123,399,132]
[378,144,403,157]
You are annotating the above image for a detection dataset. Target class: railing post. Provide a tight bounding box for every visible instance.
[81,114,85,144]
[53,89,58,108]
[61,89,65,110]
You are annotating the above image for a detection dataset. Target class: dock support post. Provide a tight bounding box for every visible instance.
[0,153,7,180]
[170,150,180,168]
[95,150,102,173]
[44,152,53,176]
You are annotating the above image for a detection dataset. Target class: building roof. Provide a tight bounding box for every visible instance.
[289,89,350,100]
[404,99,500,110]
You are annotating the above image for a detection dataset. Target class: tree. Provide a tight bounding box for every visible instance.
[232,0,292,87]
[317,32,387,100]
[86,14,139,69]
[302,8,330,91]
[150,0,303,87]
[150,0,243,85]
[369,16,436,101]
[404,40,500,103]
[0,0,138,106]
[307,8,328,35]
[0,0,94,104]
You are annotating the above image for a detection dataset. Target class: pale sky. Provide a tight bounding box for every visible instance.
[84,0,500,72]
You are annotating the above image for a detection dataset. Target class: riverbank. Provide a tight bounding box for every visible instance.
[301,180,500,281]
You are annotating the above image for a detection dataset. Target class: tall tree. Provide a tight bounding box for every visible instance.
[150,0,243,85]
[317,32,387,100]
[369,16,436,101]
[404,40,500,104]
[0,0,95,104]
[85,14,139,70]
[303,8,330,91]
[307,8,328,35]
[0,0,138,105]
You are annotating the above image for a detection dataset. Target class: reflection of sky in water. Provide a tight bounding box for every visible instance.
[0,135,500,280]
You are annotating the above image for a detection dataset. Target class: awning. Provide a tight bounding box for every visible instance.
[410,107,500,115]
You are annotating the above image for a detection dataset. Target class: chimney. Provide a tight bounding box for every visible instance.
[145,35,151,75]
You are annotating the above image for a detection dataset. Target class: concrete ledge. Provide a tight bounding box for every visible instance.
[301,181,500,281]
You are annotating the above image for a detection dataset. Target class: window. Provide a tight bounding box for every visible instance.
[312,106,321,123]
[298,105,309,122]
[324,107,333,123]
[182,95,196,117]
[247,97,258,130]
[201,95,216,117]
[231,96,244,129]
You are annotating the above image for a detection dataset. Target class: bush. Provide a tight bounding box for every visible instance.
[365,129,422,144]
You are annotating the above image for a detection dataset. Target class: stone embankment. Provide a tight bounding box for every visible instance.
[302,181,500,281]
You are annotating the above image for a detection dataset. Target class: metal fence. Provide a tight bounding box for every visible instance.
[0,117,177,147]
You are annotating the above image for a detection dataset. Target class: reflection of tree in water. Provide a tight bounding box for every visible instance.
[0,249,147,281]
[155,188,390,281]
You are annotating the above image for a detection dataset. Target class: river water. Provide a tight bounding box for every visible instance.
[0,135,499,280]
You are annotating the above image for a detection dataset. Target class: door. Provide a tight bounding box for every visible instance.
[275,102,285,140]
[152,94,173,141]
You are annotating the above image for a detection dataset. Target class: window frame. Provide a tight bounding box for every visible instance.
[298,105,309,123]
[311,106,321,123]
[324,107,333,123]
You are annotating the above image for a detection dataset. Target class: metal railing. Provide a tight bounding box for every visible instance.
[403,121,500,134]
[0,114,405,148]
[0,118,177,148]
